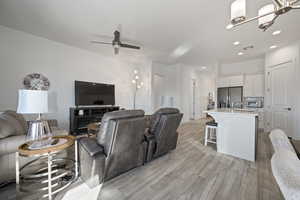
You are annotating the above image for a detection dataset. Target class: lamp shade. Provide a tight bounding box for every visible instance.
[231,0,246,24]
[17,90,48,114]
[258,4,275,29]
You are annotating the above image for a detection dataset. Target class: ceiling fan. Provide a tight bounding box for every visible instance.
[227,0,300,31]
[91,30,141,54]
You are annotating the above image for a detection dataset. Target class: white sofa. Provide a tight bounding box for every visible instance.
[269,129,300,200]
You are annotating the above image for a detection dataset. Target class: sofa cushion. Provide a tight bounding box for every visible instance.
[0,112,27,138]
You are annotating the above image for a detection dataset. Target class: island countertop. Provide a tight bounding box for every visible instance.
[204,108,258,117]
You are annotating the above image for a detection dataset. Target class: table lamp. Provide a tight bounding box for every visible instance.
[17,89,52,148]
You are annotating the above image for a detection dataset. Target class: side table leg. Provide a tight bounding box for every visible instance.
[48,154,52,200]
[16,152,20,194]
[75,139,78,179]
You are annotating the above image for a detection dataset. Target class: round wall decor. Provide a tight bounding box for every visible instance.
[23,73,50,90]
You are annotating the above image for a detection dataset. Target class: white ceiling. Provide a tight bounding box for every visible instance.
[0,0,300,66]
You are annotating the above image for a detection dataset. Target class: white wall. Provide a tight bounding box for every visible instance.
[151,62,181,111]
[265,42,300,139]
[197,71,216,118]
[219,58,265,76]
[0,25,152,129]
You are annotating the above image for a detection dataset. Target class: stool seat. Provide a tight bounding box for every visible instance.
[206,121,217,126]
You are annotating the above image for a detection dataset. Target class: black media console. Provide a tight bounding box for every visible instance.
[70,106,119,135]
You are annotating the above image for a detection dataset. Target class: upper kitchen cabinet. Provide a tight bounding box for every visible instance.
[244,74,264,97]
[217,75,244,88]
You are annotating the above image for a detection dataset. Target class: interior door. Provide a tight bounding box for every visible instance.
[267,62,293,137]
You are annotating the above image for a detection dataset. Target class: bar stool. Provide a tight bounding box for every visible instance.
[204,121,218,146]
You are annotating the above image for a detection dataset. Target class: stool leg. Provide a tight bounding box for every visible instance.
[205,126,209,146]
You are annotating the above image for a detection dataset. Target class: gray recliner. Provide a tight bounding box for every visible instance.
[145,108,183,162]
[78,110,147,188]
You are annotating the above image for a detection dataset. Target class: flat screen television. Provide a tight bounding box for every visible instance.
[75,81,115,106]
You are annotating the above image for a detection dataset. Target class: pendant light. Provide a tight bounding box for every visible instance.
[226,0,300,31]
[258,4,276,30]
[231,0,246,24]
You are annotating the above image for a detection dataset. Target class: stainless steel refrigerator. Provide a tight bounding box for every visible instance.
[217,86,243,108]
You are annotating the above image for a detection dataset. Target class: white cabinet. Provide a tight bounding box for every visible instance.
[244,74,264,97]
[230,75,244,86]
[217,77,230,87]
[217,75,244,87]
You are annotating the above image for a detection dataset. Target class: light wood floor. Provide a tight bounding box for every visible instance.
[97,119,283,200]
[0,119,284,200]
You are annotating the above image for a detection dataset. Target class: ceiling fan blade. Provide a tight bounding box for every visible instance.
[93,34,113,40]
[90,41,112,45]
[120,43,141,50]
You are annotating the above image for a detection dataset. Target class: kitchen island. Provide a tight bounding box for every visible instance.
[204,109,258,162]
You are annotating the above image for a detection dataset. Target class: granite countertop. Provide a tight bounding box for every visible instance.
[204,108,259,116]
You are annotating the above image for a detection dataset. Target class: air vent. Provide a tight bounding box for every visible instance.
[243,45,254,51]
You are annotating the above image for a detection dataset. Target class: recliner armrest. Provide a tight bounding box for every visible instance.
[144,132,156,163]
[0,135,26,156]
[78,137,105,157]
[144,131,155,141]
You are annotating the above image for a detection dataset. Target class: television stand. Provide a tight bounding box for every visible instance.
[69,106,120,135]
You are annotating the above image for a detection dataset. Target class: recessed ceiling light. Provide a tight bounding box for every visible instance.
[270,45,277,49]
[201,66,207,70]
[272,30,281,36]
[233,41,240,46]
[238,52,244,56]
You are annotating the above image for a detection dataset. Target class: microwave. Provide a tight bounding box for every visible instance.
[244,97,264,108]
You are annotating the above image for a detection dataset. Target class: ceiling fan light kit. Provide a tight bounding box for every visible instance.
[258,4,276,30]
[227,0,300,31]
[230,0,246,24]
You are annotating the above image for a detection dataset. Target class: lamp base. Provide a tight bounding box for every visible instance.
[26,120,53,148]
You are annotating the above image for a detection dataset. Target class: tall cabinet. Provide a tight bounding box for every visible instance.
[243,74,264,97]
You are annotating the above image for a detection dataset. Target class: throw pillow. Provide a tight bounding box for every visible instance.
[0,118,17,138]
[0,113,26,137]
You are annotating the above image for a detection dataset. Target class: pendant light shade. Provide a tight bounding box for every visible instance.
[258,4,276,30]
[231,0,246,24]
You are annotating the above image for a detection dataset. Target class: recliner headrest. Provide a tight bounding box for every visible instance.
[102,110,145,122]
[154,108,180,115]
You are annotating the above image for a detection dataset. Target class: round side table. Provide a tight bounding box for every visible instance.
[16,135,78,200]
